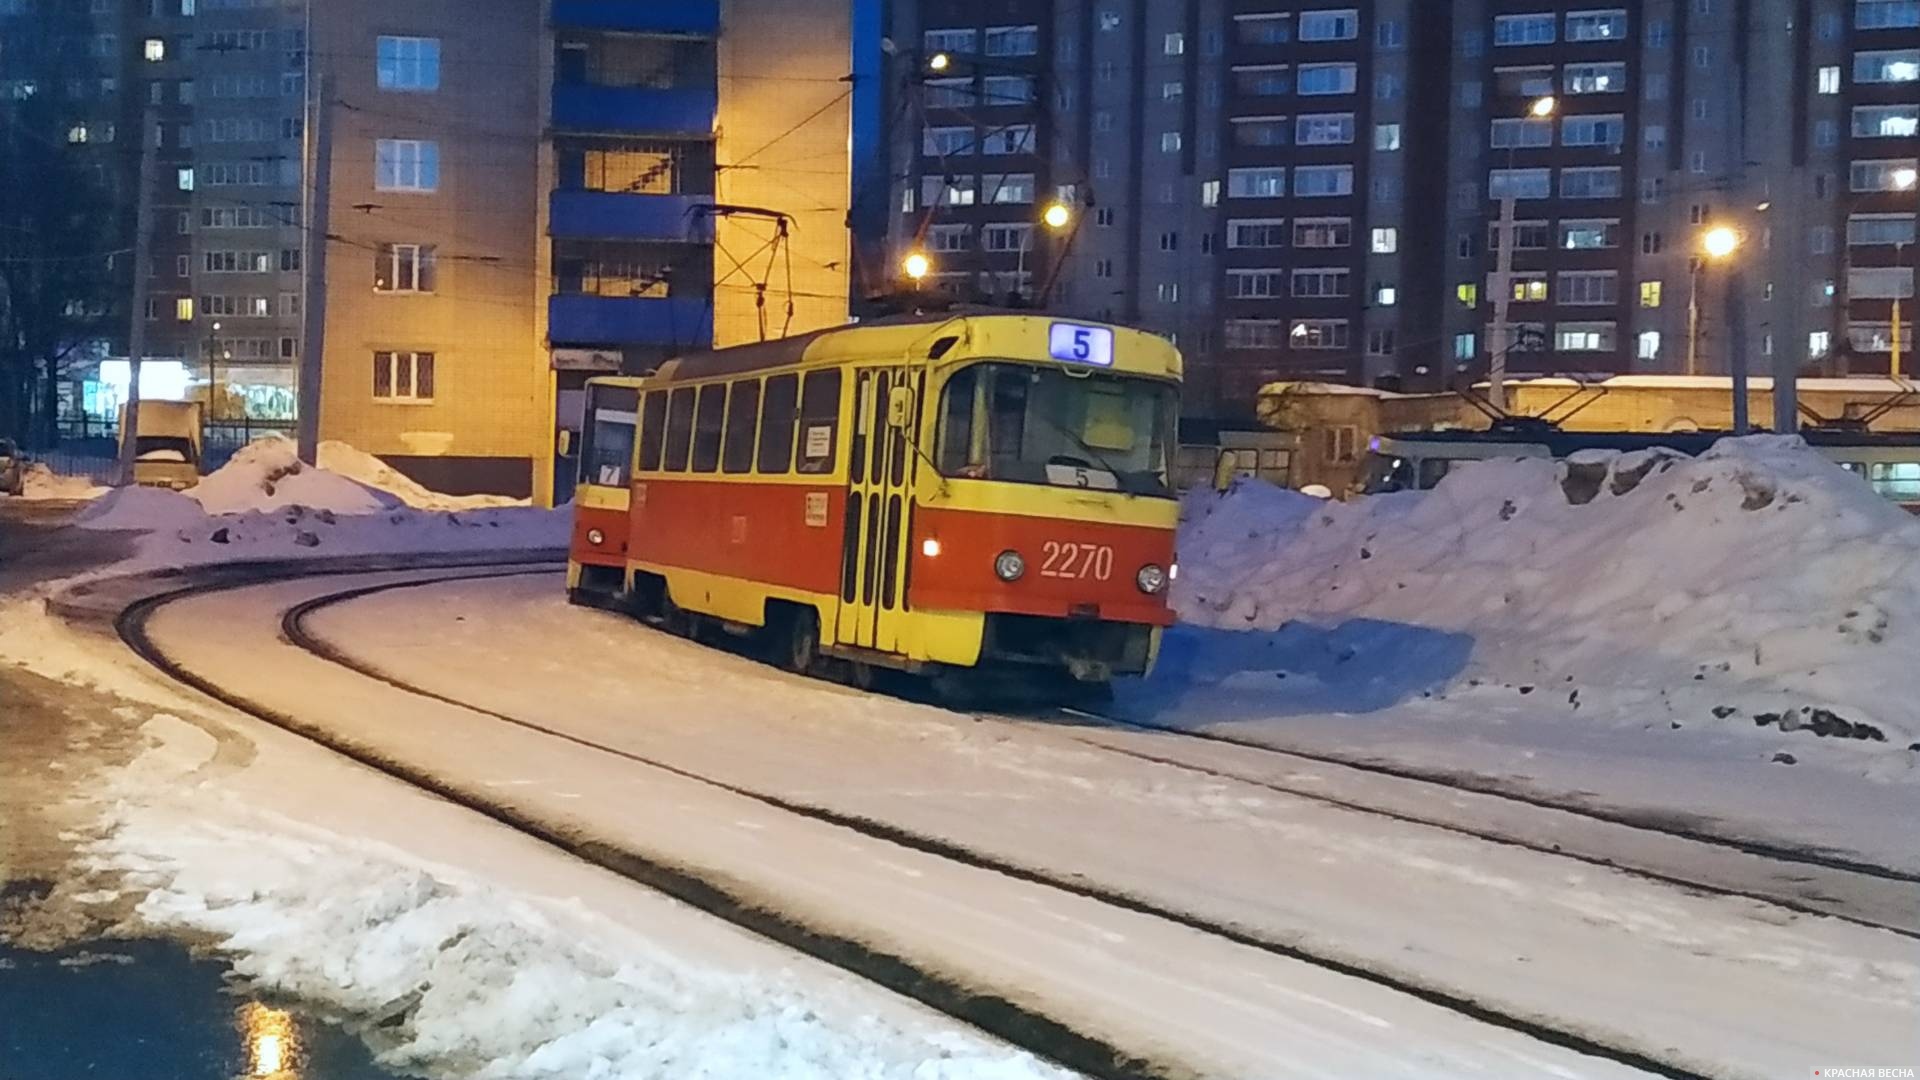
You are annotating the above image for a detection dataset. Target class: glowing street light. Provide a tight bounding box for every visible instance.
[1894,166,1918,191]
[1528,95,1558,118]
[1041,201,1072,230]
[901,251,930,288]
[927,52,951,72]
[1701,225,1741,260]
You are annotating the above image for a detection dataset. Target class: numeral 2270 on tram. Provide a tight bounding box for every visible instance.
[566,314,1182,689]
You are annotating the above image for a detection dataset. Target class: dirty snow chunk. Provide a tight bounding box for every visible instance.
[188,435,384,516]
[318,441,525,511]
[20,463,108,501]
[1173,435,1920,749]
[111,821,1072,1080]
[73,485,208,532]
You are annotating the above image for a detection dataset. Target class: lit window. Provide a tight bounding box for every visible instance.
[1371,227,1398,253]
[1374,123,1401,151]
[1808,331,1831,358]
[1160,131,1182,153]
[144,38,165,62]
[176,167,194,191]
[1164,32,1185,55]
[1818,65,1841,93]
[375,139,439,192]
[1374,284,1398,306]
[1200,179,1220,206]
[1637,331,1661,360]
[1457,283,1480,307]
[1453,333,1477,360]
[377,36,441,92]
[175,298,194,322]
[1639,280,1663,307]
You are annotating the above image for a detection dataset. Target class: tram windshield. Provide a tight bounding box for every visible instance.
[577,385,639,488]
[936,362,1177,498]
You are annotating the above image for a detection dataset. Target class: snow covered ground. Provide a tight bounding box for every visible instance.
[18,462,109,501]
[1140,435,1920,867]
[26,669,1076,1079]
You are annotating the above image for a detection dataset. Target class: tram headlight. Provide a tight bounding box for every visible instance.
[1136,564,1169,595]
[586,528,605,546]
[994,549,1026,582]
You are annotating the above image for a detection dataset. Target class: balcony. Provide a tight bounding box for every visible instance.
[549,191,714,243]
[549,294,713,348]
[552,83,716,137]
[551,0,718,36]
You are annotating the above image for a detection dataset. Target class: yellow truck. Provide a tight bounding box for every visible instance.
[118,400,203,490]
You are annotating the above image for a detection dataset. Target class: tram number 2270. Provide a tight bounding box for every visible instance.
[1039,541,1115,581]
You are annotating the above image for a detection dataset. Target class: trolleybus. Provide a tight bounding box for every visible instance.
[567,314,1183,688]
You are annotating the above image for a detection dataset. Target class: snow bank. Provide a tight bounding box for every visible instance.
[93,718,1071,1080]
[53,435,566,574]
[318,441,525,511]
[19,463,108,501]
[1176,435,1920,749]
[188,434,385,515]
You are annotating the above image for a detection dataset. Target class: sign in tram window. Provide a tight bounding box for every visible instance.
[692,384,726,473]
[722,380,761,474]
[757,374,799,473]
[797,369,842,474]
[579,384,638,487]
[1049,322,1115,367]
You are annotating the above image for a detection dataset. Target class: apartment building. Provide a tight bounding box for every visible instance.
[878,0,1920,425]
[32,0,850,500]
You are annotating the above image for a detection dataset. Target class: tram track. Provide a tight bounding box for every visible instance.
[1046,721,1920,941]
[108,564,1746,1080]
[1055,707,1920,888]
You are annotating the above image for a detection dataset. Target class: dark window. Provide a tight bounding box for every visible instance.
[692,384,725,472]
[637,390,669,471]
[577,383,639,487]
[663,387,696,471]
[796,369,841,474]
[869,372,891,484]
[757,373,798,473]
[722,379,760,473]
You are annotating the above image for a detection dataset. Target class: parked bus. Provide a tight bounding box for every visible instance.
[1361,424,1920,511]
[567,314,1182,690]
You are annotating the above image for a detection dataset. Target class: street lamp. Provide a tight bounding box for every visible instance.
[1012,200,1074,304]
[1688,225,1743,425]
[927,52,951,72]
[1892,168,1917,379]
[1489,94,1558,411]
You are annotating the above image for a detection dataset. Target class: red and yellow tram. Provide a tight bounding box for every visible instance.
[567,313,1182,686]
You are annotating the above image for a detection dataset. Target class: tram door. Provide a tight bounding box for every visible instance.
[837,367,922,654]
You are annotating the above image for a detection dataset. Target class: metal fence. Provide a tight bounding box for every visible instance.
[40,417,295,478]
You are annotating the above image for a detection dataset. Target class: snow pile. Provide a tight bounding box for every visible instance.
[93,719,1071,1080]
[54,435,566,573]
[187,434,386,515]
[1176,435,1920,749]
[318,441,526,512]
[19,462,109,501]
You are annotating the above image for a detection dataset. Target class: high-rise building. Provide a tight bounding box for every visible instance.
[875,0,1920,427]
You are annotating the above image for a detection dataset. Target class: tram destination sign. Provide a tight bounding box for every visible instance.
[1048,323,1114,368]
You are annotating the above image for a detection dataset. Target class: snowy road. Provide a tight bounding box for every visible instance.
[112,566,1920,1079]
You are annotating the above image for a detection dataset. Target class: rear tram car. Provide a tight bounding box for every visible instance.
[567,314,1182,688]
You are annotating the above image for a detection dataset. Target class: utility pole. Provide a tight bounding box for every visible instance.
[1487,193,1516,412]
[117,106,158,486]
[1728,270,1750,434]
[296,67,331,465]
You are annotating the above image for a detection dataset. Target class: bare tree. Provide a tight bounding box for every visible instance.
[0,5,123,448]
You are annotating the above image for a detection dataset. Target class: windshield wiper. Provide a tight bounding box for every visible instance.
[1032,410,1155,495]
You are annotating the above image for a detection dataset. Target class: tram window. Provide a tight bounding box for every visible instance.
[934,362,1175,497]
[797,369,841,474]
[663,387,697,472]
[578,384,639,488]
[723,379,761,474]
[757,373,798,473]
[637,390,669,472]
[692,384,726,473]
[1870,461,1920,501]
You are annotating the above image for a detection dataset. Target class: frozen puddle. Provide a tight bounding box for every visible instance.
[0,937,402,1079]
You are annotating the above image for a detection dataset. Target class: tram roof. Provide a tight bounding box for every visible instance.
[645,312,1181,385]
